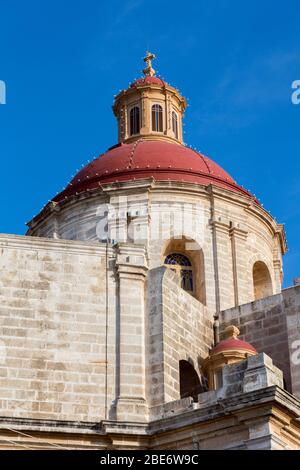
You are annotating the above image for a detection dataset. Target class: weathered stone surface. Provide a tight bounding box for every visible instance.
[146,267,214,407]
[0,235,116,423]
[220,286,300,397]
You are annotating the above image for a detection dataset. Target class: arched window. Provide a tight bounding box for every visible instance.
[172,111,178,139]
[130,106,140,135]
[162,238,206,304]
[179,360,203,400]
[164,253,193,293]
[253,261,273,300]
[152,104,163,132]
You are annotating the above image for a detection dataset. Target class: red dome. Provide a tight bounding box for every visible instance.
[130,76,166,87]
[211,338,257,355]
[54,140,256,202]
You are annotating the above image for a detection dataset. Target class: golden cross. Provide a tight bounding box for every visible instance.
[143,51,156,77]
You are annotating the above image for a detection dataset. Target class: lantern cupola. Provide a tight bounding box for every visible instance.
[112,52,187,145]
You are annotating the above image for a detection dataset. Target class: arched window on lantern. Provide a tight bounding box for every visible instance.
[164,253,194,294]
[130,106,140,136]
[172,111,178,139]
[152,104,163,132]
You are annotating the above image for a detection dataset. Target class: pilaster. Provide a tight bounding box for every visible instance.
[108,196,128,243]
[115,243,149,422]
[273,258,283,294]
[210,216,235,312]
[230,222,249,306]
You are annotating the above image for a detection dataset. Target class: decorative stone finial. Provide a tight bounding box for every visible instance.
[143,51,156,77]
[224,325,240,339]
[294,277,300,286]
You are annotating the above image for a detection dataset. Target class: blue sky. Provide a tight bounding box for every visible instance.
[0,0,299,287]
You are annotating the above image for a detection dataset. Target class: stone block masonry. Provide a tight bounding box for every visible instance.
[0,234,117,422]
[220,284,300,398]
[146,267,214,407]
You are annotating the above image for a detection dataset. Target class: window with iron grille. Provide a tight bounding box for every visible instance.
[164,253,193,293]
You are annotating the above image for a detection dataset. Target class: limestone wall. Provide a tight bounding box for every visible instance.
[2,234,215,424]
[1,353,299,450]
[0,234,117,422]
[27,181,285,315]
[147,185,283,314]
[284,285,300,399]
[150,354,300,451]
[146,267,214,407]
[220,284,300,397]
[0,232,298,449]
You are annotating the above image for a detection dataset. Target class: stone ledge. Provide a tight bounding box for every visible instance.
[0,233,115,256]
[0,416,105,435]
[148,385,300,435]
[0,385,300,450]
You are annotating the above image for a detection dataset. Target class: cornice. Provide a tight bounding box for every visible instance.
[210,217,230,234]
[229,222,248,241]
[113,82,186,114]
[0,234,114,257]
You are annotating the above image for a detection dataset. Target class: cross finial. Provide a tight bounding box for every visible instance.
[143,51,156,77]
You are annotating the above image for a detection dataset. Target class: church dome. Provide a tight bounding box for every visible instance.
[52,52,258,204]
[203,325,257,390]
[26,52,286,326]
[53,139,256,202]
[211,326,257,356]
[211,336,257,356]
[130,76,166,87]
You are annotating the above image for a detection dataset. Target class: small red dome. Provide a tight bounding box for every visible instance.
[211,338,257,355]
[54,140,256,202]
[130,76,166,87]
